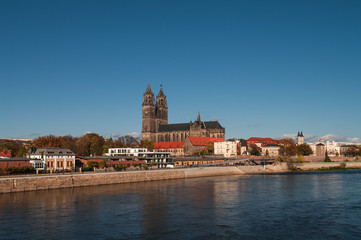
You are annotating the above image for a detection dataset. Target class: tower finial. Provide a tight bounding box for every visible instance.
[158,84,165,97]
[145,83,152,94]
[197,112,201,122]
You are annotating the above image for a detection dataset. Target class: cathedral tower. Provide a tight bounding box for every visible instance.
[297,131,304,145]
[155,84,168,131]
[142,83,156,141]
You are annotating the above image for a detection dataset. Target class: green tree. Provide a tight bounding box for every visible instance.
[100,159,107,168]
[87,161,99,168]
[297,144,313,156]
[16,147,28,157]
[102,145,109,154]
[324,151,331,162]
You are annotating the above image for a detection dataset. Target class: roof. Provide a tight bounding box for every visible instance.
[0,150,11,157]
[154,141,184,149]
[187,136,224,146]
[158,123,190,132]
[29,147,75,156]
[0,157,31,161]
[158,121,224,132]
[262,144,280,147]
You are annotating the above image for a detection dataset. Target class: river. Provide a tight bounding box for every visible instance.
[1,170,361,239]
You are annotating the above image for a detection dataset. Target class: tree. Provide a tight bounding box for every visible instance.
[140,139,154,151]
[324,151,331,162]
[16,147,28,157]
[100,159,107,168]
[297,144,313,156]
[87,161,98,168]
[206,141,214,155]
[118,135,139,147]
[76,133,105,156]
[0,140,23,157]
[279,138,297,156]
[249,144,261,156]
[33,135,62,148]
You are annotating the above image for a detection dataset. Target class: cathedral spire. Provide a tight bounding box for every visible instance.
[197,112,201,122]
[158,84,165,97]
[145,83,153,94]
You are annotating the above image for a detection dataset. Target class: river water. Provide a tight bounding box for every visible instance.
[1,170,361,239]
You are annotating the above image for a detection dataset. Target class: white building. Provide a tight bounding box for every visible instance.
[138,152,172,168]
[28,147,75,171]
[261,144,280,156]
[214,141,237,157]
[107,148,148,157]
[307,141,342,156]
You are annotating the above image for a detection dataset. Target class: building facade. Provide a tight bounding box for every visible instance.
[107,148,148,157]
[28,147,75,171]
[142,84,225,142]
[154,142,184,156]
[214,141,237,157]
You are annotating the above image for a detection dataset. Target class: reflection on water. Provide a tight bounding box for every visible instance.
[1,170,361,239]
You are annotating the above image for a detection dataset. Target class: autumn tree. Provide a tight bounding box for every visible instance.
[76,133,105,156]
[297,144,313,156]
[206,141,214,155]
[32,135,62,148]
[279,138,297,156]
[249,144,261,156]
[0,140,23,157]
[140,139,154,151]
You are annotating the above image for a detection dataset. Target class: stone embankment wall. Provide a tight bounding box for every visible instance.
[1,163,361,194]
[0,167,243,194]
[299,162,361,170]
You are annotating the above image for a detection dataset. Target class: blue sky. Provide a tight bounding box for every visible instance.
[1,0,360,141]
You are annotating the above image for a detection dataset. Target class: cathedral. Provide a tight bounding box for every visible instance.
[142,84,225,142]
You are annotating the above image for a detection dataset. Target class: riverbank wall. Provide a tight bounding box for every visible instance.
[1,162,361,194]
[0,166,243,194]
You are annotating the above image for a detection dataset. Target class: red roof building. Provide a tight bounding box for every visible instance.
[184,136,223,155]
[247,137,280,145]
[154,142,184,156]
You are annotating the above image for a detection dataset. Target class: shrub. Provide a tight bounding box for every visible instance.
[297,155,304,163]
[339,162,346,169]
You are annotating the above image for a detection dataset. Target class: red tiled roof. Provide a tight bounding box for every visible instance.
[247,137,280,144]
[154,141,184,149]
[0,150,11,157]
[188,136,223,146]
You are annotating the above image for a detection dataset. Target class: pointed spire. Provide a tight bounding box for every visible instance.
[158,84,165,97]
[197,112,201,122]
[145,83,153,94]
[301,131,304,137]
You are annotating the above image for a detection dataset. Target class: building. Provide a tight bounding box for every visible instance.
[0,157,32,173]
[137,152,172,168]
[154,142,184,156]
[107,148,148,157]
[28,147,75,171]
[214,141,237,157]
[76,156,143,168]
[296,131,304,145]
[261,144,280,156]
[183,136,223,155]
[142,84,225,142]
[247,137,280,147]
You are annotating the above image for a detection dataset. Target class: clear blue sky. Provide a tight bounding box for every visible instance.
[1,0,360,141]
